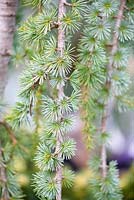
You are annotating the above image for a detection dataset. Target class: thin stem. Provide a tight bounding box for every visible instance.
[100,0,126,178]
[55,1,66,200]
[64,1,72,7]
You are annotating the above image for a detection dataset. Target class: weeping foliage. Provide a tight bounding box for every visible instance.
[7,0,86,200]
[0,125,23,200]
[76,0,134,200]
[76,0,134,142]
[5,0,134,200]
[90,161,123,200]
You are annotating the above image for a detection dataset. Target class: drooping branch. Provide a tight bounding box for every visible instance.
[55,1,66,200]
[0,0,18,99]
[100,0,126,178]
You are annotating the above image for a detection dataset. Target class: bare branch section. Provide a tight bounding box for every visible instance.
[100,0,126,178]
[0,0,18,98]
[55,1,66,200]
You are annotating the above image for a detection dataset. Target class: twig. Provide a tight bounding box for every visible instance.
[51,22,60,29]
[64,1,72,7]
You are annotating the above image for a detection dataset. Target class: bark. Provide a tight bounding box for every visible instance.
[55,1,66,200]
[100,0,126,178]
[0,1,17,199]
[0,0,18,99]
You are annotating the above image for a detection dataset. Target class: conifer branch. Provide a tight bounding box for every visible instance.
[100,0,126,178]
[14,0,81,199]
[55,1,66,199]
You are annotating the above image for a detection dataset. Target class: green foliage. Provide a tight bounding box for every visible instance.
[116,95,134,112]
[90,161,123,200]
[34,142,63,171]
[62,11,81,33]
[62,168,75,188]
[7,102,30,128]
[76,0,134,200]
[61,139,76,159]
[33,171,58,199]
[4,170,24,200]
[22,0,49,8]
[5,0,134,200]
[8,0,86,199]
[0,122,23,200]
[76,0,134,138]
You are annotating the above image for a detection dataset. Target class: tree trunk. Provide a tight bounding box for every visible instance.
[0,1,17,199]
[0,0,18,99]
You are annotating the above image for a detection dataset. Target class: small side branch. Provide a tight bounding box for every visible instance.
[64,1,72,7]
[51,22,60,29]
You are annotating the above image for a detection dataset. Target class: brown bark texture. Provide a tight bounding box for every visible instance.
[0,0,17,99]
[55,1,66,200]
[0,1,17,199]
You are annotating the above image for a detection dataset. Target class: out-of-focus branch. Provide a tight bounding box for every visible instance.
[0,141,9,200]
[0,120,17,145]
[100,0,126,178]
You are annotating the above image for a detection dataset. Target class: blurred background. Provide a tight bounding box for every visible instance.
[2,1,134,200]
